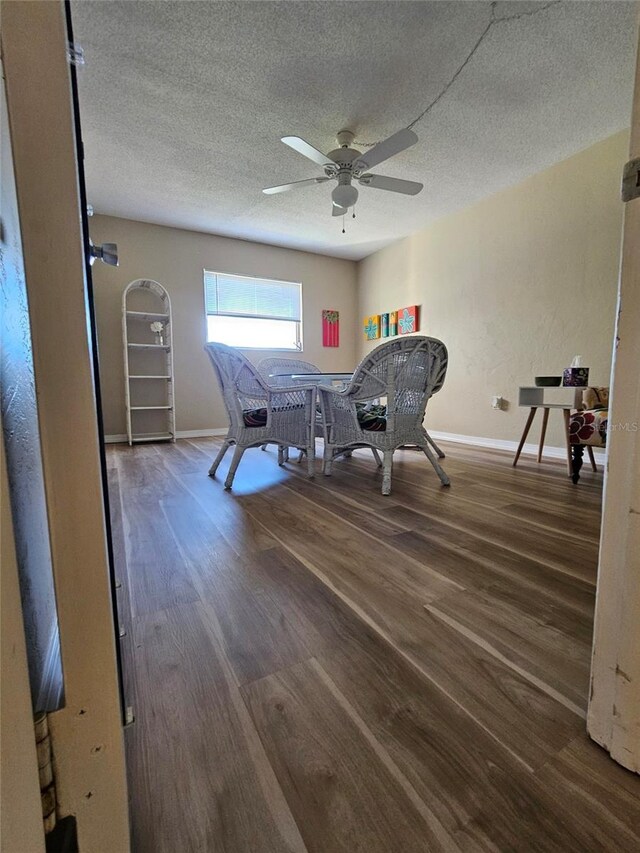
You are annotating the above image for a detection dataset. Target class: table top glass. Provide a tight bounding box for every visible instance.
[272,372,353,381]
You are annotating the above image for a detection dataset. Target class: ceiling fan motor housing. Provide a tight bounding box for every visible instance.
[336,129,355,148]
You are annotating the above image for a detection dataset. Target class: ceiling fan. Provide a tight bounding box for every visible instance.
[262,129,423,217]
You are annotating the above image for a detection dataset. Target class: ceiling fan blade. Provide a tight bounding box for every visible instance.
[332,204,348,217]
[281,136,332,167]
[358,174,423,195]
[354,129,418,171]
[263,177,330,195]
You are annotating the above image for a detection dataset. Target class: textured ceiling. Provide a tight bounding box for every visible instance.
[72,1,637,260]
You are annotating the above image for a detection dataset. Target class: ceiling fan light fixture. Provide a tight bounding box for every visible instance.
[331,183,358,209]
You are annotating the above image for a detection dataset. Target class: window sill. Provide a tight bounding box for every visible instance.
[206,343,304,353]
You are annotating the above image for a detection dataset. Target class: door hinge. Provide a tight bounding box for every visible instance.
[124,706,135,727]
[621,157,640,202]
[66,42,85,67]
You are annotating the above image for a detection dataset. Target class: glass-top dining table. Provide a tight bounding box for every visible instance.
[271,372,353,388]
[270,371,443,459]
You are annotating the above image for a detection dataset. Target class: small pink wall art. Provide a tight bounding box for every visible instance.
[322,309,339,347]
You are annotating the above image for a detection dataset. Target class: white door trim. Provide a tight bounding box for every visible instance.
[1,1,130,845]
[587,25,640,773]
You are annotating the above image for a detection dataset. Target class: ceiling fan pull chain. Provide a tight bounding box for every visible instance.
[342,213,346,235]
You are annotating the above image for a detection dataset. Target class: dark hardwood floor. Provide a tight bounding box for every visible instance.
[107,438,640,852]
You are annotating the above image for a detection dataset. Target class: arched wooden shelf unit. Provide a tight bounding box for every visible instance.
[122,279,175,445]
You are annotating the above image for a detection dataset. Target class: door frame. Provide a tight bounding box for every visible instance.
[1,1,130,847]
[63,0,126,722]
[588,26,640,773]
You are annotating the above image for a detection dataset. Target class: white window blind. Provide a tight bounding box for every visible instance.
[204,271,301,322]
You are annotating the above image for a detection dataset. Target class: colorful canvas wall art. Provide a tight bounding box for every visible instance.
[363,315,381,341]
[398,305,419,335]
[322,309,339,347]
[381,313,389,337]
[389,311,398,336]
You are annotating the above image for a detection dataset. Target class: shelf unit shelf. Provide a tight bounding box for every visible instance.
[130,432,174,443]
[123,279,175,446]
[126,310,170,322]
[130,405,173,411]
[127,342,171,350]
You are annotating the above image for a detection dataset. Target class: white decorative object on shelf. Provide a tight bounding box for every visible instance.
[122,279,175,446]
[150,320,165,345]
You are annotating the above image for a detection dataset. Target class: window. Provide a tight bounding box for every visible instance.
[204,270,302,350]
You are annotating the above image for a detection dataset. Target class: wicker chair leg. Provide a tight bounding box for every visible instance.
[261,443,268,451]
[209,440,231,477]
[323,445,334,476]
[224,445,245,489]
[371,448,383,467]
[307,445,315,478]
[381,450,393,495]
[277,446,284,466]
[421,444,450,486]
[425,430,445,459]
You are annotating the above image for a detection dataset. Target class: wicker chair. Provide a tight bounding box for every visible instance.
[318,336,450,495]
[204,344,316,488]
[257,357,321,386]
[257,357,321,460]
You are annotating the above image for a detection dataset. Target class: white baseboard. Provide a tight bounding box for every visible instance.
[428,429,606,463]
[176,428,228,439]
[105,426,606,464]
[104,428,227,444]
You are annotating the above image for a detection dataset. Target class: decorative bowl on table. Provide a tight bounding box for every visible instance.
[534,376,562,387]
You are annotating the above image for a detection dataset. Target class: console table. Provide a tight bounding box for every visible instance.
[513,386,597,475]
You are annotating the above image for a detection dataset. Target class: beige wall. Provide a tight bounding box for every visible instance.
[358,131,628,449]
[90,216,358,436]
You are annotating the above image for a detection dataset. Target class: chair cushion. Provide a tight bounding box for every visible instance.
[243,403,309,427]
[569,409,608,447]
[242,407,268,427]
[356,403,387,432]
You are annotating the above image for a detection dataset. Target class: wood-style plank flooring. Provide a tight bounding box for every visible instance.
[107,438,640,852]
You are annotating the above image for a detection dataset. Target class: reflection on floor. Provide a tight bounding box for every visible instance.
[107,438,639,852]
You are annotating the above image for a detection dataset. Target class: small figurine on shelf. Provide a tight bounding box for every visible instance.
[150,320,165,345]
